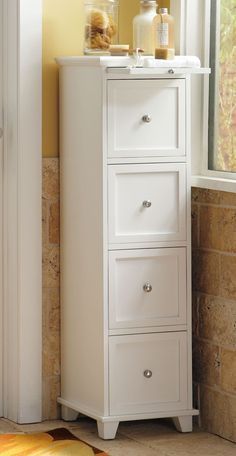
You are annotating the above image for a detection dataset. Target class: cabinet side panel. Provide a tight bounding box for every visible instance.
[59,67,105,416]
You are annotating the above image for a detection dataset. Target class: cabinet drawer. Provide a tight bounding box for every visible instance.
[107,79,185,159]
[108,163,186,244]
[109,248,187,329]
[109,332,188,415]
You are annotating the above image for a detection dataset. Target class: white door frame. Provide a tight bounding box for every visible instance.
[0,0,3,420]
[2,0,42,423]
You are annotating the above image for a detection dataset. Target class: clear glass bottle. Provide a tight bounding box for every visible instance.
[84,0,119,55]
[133,1,158,56]
[153,7,175,59]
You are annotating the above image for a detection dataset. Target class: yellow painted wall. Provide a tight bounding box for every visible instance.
[43,0,169,157]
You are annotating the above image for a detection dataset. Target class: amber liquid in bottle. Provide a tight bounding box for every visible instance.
[153,8,175,59]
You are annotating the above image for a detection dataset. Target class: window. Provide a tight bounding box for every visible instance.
[174,0,236,191]
[209,0,236,172]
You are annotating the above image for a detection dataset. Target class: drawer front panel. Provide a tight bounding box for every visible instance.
[107,79,185,158]
[109,333,188,415]
[108,163,187,244]
[109,248,187,329]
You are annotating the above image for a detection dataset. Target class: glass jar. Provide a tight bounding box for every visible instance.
[133,0,158,56]
[84,0,119,55]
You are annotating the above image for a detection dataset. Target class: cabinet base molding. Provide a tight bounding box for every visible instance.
[58,397,198,439]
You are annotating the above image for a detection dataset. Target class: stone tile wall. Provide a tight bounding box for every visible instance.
[42,158,60,420]
[41,171,236,436]
[192,187,236,443]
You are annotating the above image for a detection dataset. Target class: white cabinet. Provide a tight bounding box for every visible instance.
[57,57,200,440]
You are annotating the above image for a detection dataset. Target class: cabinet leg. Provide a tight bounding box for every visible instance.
[61,405,79,422]
[173,416,193,433]
[97,421,119,440]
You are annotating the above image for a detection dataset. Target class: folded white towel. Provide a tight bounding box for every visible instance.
[142,56,201,68]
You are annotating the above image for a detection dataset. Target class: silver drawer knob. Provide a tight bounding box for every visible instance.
[142,114,152,123]
[143,282,152,293]
[143,200,152,208]
[168,69,175,74]
[144,370,153,379]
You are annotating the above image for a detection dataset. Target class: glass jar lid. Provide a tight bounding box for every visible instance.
[159,7,168,13]
[84,0,119,3]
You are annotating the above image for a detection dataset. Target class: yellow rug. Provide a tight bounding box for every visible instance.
[0,428,109,455]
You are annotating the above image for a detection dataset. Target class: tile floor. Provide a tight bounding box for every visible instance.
[0,417,235,455]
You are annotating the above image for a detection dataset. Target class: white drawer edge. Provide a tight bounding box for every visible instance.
[108,242,189,250]
[109,326,188,336]
[106,67,210,75]
[107,157,188,165]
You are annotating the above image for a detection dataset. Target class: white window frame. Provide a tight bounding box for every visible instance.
[171,0,236,193]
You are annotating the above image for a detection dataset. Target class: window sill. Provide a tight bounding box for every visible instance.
[192,175,236,194]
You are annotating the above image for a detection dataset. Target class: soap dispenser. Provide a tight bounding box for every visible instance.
[153,7,175,59]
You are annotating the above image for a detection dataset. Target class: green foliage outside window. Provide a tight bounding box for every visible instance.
[216,0,236,171]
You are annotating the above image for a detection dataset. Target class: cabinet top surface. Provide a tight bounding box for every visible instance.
[56,56,210,75]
